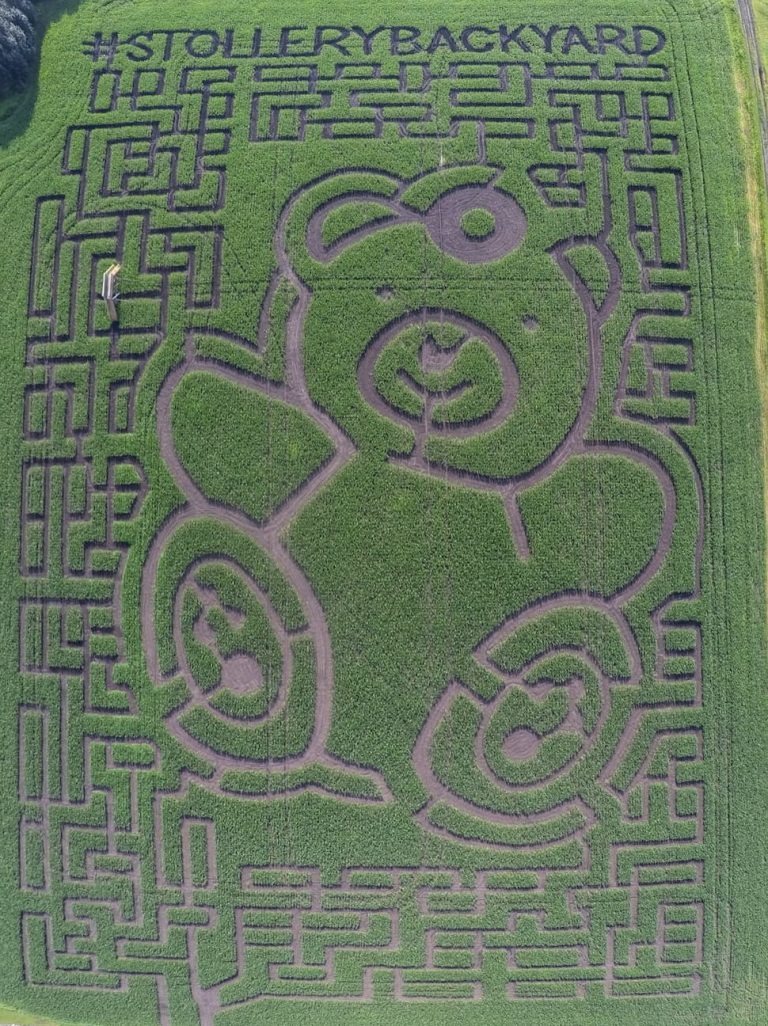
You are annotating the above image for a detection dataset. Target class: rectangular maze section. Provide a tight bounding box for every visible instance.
[1,5,766,1026]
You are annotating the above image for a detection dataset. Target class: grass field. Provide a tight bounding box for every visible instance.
[754,0,768,69]
[1,1,768,1024]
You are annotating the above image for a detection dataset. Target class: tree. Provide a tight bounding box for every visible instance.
[0,0,37,96]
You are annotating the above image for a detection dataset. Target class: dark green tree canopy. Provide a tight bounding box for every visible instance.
[0,0,36,96]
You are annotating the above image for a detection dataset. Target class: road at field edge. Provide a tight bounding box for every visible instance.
[738,0,768,184]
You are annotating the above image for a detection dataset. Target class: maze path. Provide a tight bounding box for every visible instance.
[12,22,708,1025]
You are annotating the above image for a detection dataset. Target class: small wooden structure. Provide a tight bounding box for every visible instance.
[101,262,121,322]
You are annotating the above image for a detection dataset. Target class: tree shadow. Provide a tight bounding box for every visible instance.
[0,0,85,150]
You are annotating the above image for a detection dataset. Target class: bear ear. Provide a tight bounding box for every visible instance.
[553,238,620,319]
[306,197,400,264]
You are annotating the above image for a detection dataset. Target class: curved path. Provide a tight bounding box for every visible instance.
[738,0,768,188]
[141,179,392,803]
[141,159,695,843]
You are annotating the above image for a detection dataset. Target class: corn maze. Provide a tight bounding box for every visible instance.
[1,3,767,1026]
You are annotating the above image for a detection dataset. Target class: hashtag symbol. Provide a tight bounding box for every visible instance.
[82,32,119,65]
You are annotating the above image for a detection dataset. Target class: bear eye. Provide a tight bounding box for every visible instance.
[424,184,527,264]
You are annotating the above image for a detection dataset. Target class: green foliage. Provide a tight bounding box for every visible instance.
[401,165,496,212]
[563,242,612,308]
[0,0,36,97]
[170,370,334,523]
[460,207,496,239]
[320,200,396,247]
[0,1,767,1025]
[518,455,665,596]
[372,320,504,425]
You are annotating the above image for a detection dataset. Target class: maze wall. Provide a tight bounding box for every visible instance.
[10,14,716,1026]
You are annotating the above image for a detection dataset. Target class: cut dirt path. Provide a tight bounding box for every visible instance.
[739,0,768,186]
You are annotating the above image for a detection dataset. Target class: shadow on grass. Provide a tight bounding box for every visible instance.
[0,0,85,150]
[0,1002,60,1026]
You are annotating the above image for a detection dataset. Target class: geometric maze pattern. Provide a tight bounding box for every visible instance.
[15,21,706,1025]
